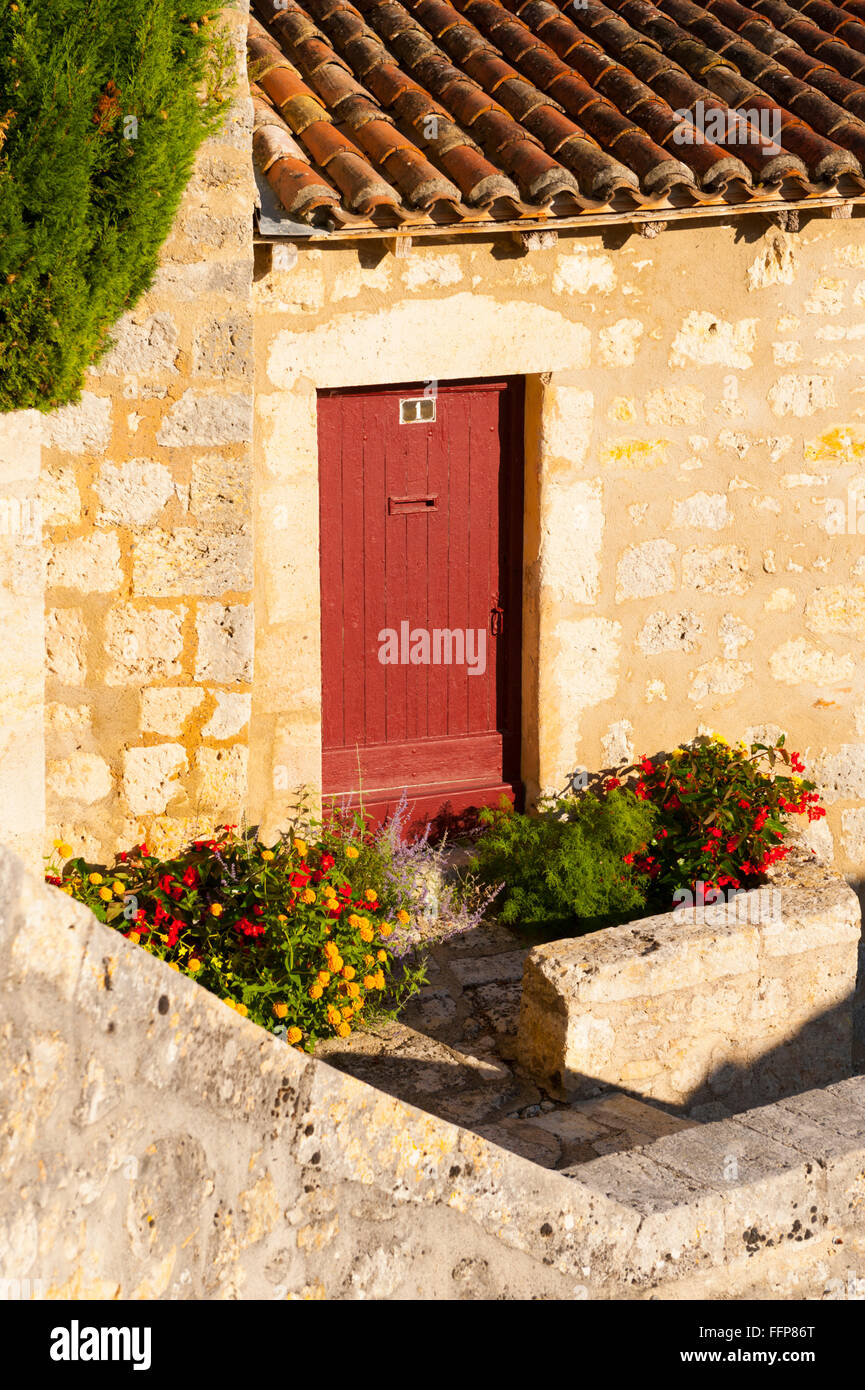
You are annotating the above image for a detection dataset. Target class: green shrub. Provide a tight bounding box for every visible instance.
[468,789,657,931]
[45,826,425,1051]
[0,0,232,412]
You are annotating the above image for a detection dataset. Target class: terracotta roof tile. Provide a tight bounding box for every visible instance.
[250,0,865,230]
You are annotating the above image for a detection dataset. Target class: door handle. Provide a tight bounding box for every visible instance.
[490,593,504,636]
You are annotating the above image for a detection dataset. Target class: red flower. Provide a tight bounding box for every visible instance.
[139,844,149,856]
[166,919,183,948]
[289,871,310,889]
[118,851,127,863]
[182,865,199,888]
[320,853,335,871]
[640,758,654,774]
[252,905,264,916]
[605,776,621,791]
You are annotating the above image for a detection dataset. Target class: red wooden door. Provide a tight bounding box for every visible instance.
[318,377,523,830]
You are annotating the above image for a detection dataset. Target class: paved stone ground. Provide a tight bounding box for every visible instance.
[316,917,698,1170]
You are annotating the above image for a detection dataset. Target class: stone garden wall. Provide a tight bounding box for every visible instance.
[518,849,861,1110]
[4,841,865,1301]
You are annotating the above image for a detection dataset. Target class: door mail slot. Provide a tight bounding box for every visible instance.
[388,494,438,515]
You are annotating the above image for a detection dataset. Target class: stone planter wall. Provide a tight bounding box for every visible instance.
[517,849,861,1111]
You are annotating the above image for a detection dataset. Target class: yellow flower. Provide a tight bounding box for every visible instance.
[209,903,223,917]
[89,873,103,886]
[342,965,356,981]
[224,999,237,1011]
[345,845,359,860]
[98,886,112,902]
[301,888,316,905]
[287,1026,303,1045]
[128,932,141,945]
[364,889,378,903]
[377,950,387,963]
[293,838,307,856]
[261,849,275,862]
[363,974,375,989]
[277,913,288,922]
[61,885,74,895]
[188,958,202,973]
[337,1021,351,1037]
[309,983,323,1000]
[273,1002,288,1019]
[347,982,360,998]
[364,954,374,967]
[341,1006,353,1020]
[112,880,125,895]
[317,970,331,986]
[379,923,393,938]
[373,970,385,990]
[326,1005,341,1027]
[347,913,361,928]
[359,925,374,943]
[396,910,409,925]
[53,840,73,858]
[235,1003,248,1018]
[330,955,344,973]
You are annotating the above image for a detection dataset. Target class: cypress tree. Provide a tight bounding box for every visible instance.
[0,0,233,411]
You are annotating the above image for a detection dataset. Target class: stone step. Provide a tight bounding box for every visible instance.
[573,1073,865,1290]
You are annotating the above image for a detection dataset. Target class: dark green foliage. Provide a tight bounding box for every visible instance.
[469,790,658,932]
[0,0,232,411]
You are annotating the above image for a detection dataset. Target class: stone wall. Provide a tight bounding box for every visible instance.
[517,849,861,1110]
[4,841,865,1300]
[0,412,44,871]
[250,214,865,879]
[41,0,256,863]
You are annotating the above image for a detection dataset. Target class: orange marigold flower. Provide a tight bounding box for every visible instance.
[373,970,385,990]
[345,846,359,860]
[347,913,361,928]
[363,975,375,989]
[341,1006,353,1020]
[112,880,125,895]
[301,888,316,905]
[287,1026,303,1045]
[341,965,356,981]
[261,849,275,862]
[347,982,360,998]
[379,923,393,938]
[317,970,331,986]
[209,903,223,917]
[188,958,202,973]
[98,886,112,901]
[364,954,374,967]
[326,1005,341,1026]
[364,889,378,903]
[396,910,409,925]
[235,1003,248,1017]
[272,1002,288,1019]
[309,983,323,1000]
[377,950,387,963]
[359,926,374,943]
[128,932,141,945]
[293,838,307,856]
[337,1021,351,1037]
[331,955,344,973]
[89,873,103,886]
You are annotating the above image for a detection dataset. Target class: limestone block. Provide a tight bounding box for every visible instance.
[637,609,703,655]
[132,528,252,597]
[93,312,179,377]
[43,393,111,455]
[46,753,112,806]
[46,609,88,685]
[615,540,676,601]
[47,533,121,593]
[682,545,749,596]
[195,604,253,683]
[122,745,188,815]
[95,460,175,527]
[105,604,186,685]
[156,390,253,447]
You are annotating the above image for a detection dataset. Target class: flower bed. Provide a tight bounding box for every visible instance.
[45,825,425,1051]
